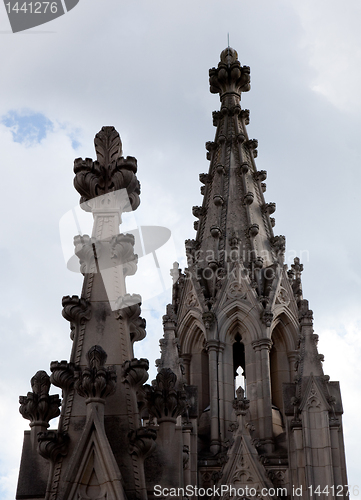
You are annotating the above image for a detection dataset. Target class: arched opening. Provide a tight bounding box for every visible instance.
[233,333,246,396]
[270,322,291,447]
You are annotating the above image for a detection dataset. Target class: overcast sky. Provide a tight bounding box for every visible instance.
[0,1,360,498]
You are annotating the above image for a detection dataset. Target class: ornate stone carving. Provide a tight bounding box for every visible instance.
[262,202,276,215]
[74,345,116,402]
[254,170,267,182]
[205,141,217,152]
[128,427,157,458]
[19,371,61,428]
[110,233,138,277]
[227,281,246,300]
[114,293,142,314]
[271,235,286,254]
[192,206,205,218]
[73,126,140,211]
[38,430,69,462]
[202,311,216,329]
[62,295,91,340]
[50,361,75,392]
[209,47,250,97]
[261,310,274,327]
[241,108,250,124]
[185,292,198,308]
[245,138,258,157]
[183,445,190,468]
[123,358,149,388]
[276,286,290,306]
[233,387,250,416]
[212,110,222,126]
[145,368,187,422]
[73,235,102,274]
[199,173,210,184]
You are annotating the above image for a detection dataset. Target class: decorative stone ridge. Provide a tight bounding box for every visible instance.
[19,370,61,428]
[145,368,187,423]
[73,126,141,211]
[74,345,117,402]
[209,47,250,97]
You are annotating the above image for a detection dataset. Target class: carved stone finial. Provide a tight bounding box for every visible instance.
[74,345,117,402]
[209,48,250,98]
[145,368,187,423]
[19,370,61,428]
[73,126,140,211]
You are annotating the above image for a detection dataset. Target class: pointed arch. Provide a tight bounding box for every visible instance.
[217,300,261,345]
[269,312,299,422]
[177,311,209,414]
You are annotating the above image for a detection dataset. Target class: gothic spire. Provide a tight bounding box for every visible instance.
[187,48,283,303]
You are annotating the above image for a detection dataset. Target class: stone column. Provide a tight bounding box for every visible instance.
[206,339,220,455]
[252,337,273,453]
[217,341,226,446]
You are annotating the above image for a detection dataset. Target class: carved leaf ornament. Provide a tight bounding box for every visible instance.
[74,126,140,212]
